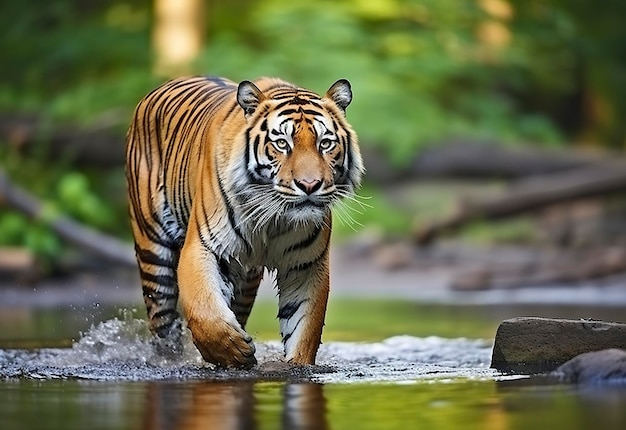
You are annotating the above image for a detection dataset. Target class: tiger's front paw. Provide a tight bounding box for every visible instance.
[187,317,257,369]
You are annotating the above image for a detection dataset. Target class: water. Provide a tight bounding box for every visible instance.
[0,313,494,382]
[1,306,626,429]
[5,378,626,430]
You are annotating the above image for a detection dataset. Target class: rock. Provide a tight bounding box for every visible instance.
[552,349,626,385]
[490,317,626,374]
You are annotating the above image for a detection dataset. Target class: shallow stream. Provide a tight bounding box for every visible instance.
[1,302,626,429]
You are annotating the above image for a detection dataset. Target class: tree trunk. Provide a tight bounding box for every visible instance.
[153,0,205,76]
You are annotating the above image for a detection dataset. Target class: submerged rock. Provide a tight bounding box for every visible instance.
[490,317,626,374]
[552,348,626,385]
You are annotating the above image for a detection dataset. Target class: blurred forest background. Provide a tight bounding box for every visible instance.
[1,0,625,286]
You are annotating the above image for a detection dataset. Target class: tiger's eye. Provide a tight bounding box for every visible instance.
[319,139,335,151]
[274,139,289,150]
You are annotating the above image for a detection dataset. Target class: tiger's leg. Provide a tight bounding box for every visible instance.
[177,222,257,369]
[277,251,330,365]
[133,235,183,355]
[231,266,264,329]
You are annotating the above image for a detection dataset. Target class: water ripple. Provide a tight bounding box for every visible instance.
[0,315,496,383]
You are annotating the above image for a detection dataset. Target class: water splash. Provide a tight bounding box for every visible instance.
[0,313,496,383]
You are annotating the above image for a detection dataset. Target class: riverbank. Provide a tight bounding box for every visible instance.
[1,242,626,309]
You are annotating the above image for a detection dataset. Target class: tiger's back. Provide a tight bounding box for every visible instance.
[127,76,238,238]
[126,75,363,368]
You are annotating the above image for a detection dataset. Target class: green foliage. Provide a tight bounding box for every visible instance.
[0,210,61,263]
[0,1,150,95]
[0,145,121,264]
[2,0,624,150]
[0,0,624,256]
[56,172,115,228]
[194,0,563,164]
[1,0,570,159]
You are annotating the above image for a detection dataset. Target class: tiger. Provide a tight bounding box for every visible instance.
[125,75,364,369]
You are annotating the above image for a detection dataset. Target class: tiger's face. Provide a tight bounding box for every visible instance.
[234,79,363,226]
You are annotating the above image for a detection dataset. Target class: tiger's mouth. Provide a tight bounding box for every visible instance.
[291,199,326,209]
[288,188,336,209]
[283,200,329,224]
[281,195,331,224]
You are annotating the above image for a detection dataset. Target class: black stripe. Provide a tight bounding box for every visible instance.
[264,144,275,161]
[140,211,174,248]
[277,300,306,319]
[284,227,321,254]
[286,246,328,274]
[244,127,252,172]
[275,99,297,109]
[140,269,176,287]
[270,90,298,100]
[224,99,242,120]
[218,257,230,279]
[135,246,172,267]
[253,135,261,158]
[142,285,177,300]
[255,163,272,178]
[344,129,354,178]
[291,96,309,105]
[204,76,235,88]
[198,225,217,252]
[215,170,252,253]
[281,315,304,345]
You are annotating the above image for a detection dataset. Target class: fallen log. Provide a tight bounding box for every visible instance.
[361,140,608,184]
[451,246,626,290]
[407,140,605,179]
[414,161,626,245]
[0,113,126,168]
[1,113,610,178]
[0,169,136,268]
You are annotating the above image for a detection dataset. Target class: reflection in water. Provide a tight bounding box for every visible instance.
[494,378,626,430]
[2,377,626,429]
[144,381,327,430]
[283,384,328,430]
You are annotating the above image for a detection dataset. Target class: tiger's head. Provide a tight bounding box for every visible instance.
[232,78,364,227]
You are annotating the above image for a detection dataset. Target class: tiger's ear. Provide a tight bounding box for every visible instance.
[237,80,265,117]
[325,79,352,112]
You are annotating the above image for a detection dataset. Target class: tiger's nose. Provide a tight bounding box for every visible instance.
[294,178,323,195]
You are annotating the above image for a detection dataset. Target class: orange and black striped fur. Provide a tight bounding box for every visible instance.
[126,76,363,368]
